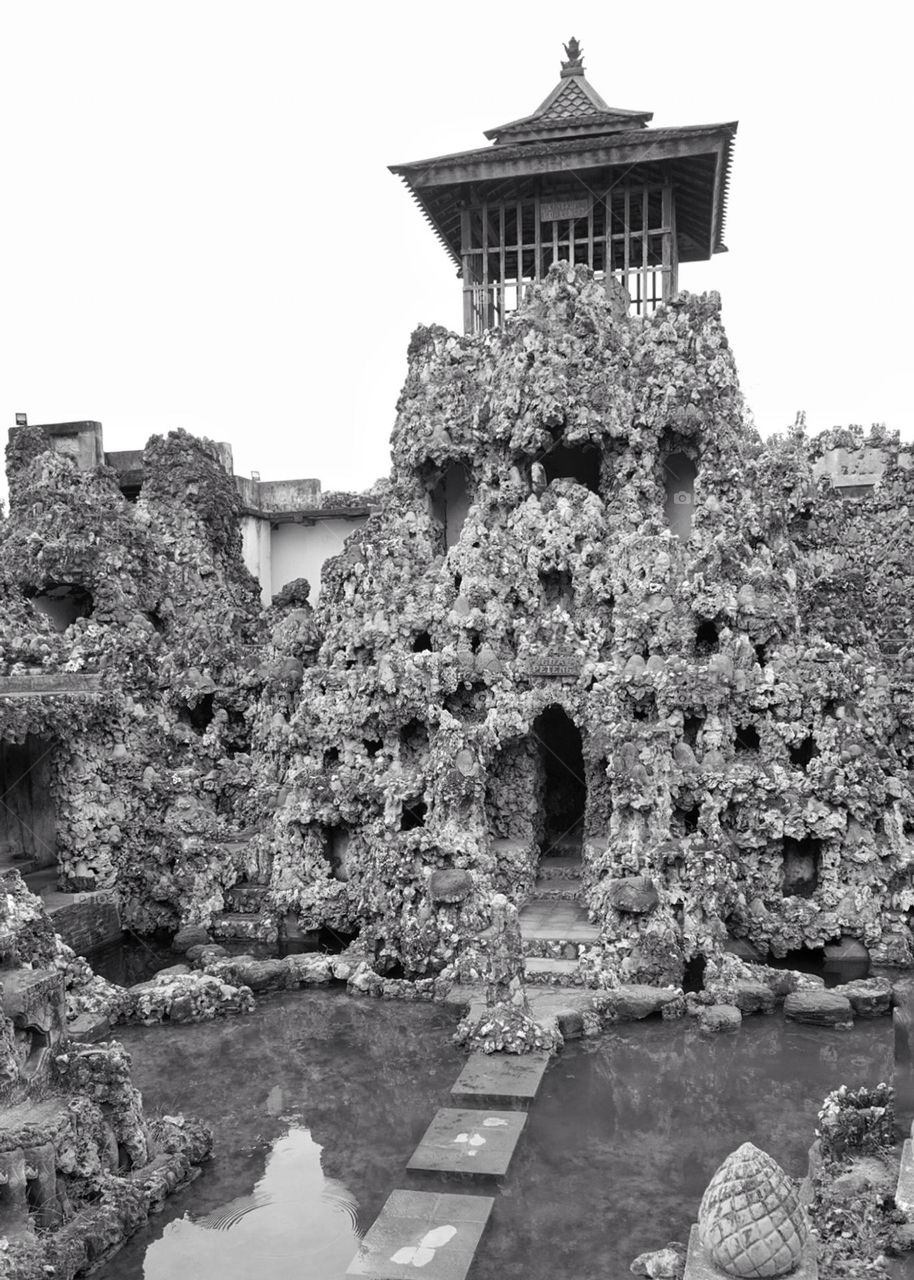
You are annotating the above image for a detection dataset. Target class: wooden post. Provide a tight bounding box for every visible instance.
[529,190,537,281]
[460,207,473,334]
[662,185,673,304]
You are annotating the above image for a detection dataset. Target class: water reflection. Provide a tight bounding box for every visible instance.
[142,1127,360,1279]
[93,991,891,1280]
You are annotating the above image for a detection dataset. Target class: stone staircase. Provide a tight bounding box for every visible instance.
[519,856,601,987]
[211,879,275,943]
[209,833,277,943]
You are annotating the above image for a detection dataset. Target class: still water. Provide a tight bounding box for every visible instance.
[97,990,892,1280]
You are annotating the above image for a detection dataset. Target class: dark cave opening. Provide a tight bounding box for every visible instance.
[765,945,828,982]
[694,618,720,656]
[399,718,429,754]
[0,734,57,870]
[363,738,383,757]
[143,608,165,634]
[427,462,471,550]
[412,631,433,652]
[321,824,352,882]
[735,724,760,753]
[400,797,427,832]
[444,683,487,720]
[533,704,586,859]
[682,714,704,747]
[782,835,822,898]
[683,954,706,993]
[179,693,215,735]
[790,735,819,771]
[541,443,601,493]
[318,924,357,955]
[661,450,697,540]
[676,803,700,834]
[631,691,656,721]
[28,582,94,632]
[539,568,574,611]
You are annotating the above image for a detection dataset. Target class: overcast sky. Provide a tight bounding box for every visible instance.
[1,2,910,494]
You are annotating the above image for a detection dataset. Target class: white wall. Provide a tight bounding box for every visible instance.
[241,515,272,606]
[270,517,367,603]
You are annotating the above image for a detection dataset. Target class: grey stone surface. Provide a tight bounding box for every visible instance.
[407,1107,526,1179]
[831,977,891,1017]
[729,982,775,1015]
[596,984,682,1021]
[698,1004,741,1034]
[684,1223,818,1279]
[451,1051,550,1107]
[607,875,659,913]
[896,1139,914,1219]
[347,1189,493,1279]
[896,984,914,1131]
[783,989,854,1027]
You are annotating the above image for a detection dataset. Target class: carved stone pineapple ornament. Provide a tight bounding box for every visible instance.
[698,1143,810,1277]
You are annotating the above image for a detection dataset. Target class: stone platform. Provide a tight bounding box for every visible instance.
[450,1051,550,1108]
[407,1107,525,1180]
[347,1189,493,1280]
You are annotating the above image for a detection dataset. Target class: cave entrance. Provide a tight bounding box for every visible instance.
[661,451,697,540]
[428,462,470,550]
[533,705,586,863]
[0,735,57,871]
[29,582,93,632]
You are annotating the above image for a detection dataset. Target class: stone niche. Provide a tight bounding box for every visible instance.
[781,836,822,899]
[0,735,57,869]
[427,462,471,550]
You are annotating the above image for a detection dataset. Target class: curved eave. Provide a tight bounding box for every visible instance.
[713,123,738,253]
[396,175,461,269]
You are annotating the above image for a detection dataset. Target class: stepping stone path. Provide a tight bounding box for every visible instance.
[451,1050,550,1108]
[519,855,601,986]
[347,1041,552,1275]
[347,1190,493,1280]
[407,1108,526,1180]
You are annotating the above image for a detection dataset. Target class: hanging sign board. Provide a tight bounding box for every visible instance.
[540,198,590,222]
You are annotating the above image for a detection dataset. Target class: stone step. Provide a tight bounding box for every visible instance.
[523,957,600,987]
[406,1107,526,1182]
[519,897,600,959]
[450,1051,551,1109]
[536,856,583,881]
[211,911,276,942]
[224,882,270,913]
[347,1190,494,1280]
[527,881,581,903]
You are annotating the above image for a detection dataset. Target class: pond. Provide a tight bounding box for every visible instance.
[97,990,893,1280]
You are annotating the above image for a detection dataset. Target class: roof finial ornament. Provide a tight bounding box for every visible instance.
[561,37,584,77]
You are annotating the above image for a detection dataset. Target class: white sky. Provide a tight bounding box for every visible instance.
[1,2,911,494]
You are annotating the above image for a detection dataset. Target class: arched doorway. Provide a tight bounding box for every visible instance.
[532,704,586,863]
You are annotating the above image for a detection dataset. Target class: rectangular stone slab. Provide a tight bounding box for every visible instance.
[450,1051,550,1108]
[347,1189,493,1279]
[407,1107,526,1179]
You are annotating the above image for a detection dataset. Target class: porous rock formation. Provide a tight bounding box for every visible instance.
[0,427,263,929]
[249,263,914,988]
[0,869,211,1279]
